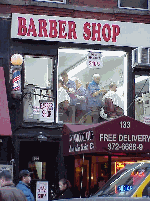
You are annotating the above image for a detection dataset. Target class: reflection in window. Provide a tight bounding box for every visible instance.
[135,75,150,124]
[96,162,150,197]
[119,0,148,9]
[142,182,150,197]
[23,56,54,122]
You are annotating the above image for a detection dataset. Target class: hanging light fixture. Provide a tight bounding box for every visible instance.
[11,54,23,66]
[10,54,23,99]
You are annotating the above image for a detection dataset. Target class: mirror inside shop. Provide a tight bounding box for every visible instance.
[22,48,150,124]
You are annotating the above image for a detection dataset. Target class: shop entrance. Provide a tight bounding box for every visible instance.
[19,140,59,198]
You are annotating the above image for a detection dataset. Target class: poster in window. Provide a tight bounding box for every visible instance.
[39,100,54,122]
[36,181,48,201]
[87,52,103,69]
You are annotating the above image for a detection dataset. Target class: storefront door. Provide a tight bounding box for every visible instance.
[19,141,59,199]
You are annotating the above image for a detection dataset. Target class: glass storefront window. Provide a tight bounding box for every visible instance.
[57,48,127,124]
[73,155,149,197]
[96,162,150,197]
[135,75,150,124]
[23,55,54,122]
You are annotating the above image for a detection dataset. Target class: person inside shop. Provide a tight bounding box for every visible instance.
[58,79,70,110]
[87,74,107,123]
[61,71,76,92]
[102,82,124,118]
[0,169,27,201]
[16,169,35,201]
[61,71,76,106]
[72,77,87,121]
[90,176,106,196]
[98,176,106,190]
[54,178,73,199]
[58,79,71,122]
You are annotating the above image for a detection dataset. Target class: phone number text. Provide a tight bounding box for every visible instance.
[108,143,143,151]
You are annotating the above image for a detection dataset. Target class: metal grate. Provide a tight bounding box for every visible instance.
[132,47,150,67]
[141,48,150,64]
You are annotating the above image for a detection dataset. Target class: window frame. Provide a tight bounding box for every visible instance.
[118,0,149,10]
[23,55,55,123]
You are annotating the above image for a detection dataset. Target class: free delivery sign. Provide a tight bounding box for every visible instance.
[11,13,149,47]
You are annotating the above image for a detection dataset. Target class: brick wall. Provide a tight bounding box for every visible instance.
[0,4,149,24]
[68,0,117,8]
[0,4,73,17]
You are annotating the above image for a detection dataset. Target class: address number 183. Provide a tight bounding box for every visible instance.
[120,121,130,128]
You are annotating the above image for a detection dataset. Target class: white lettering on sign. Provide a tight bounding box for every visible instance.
[81,143,89,151]
[69,130,94,153]
[69,142,94,153]
[90,142,94,149]
[118,134,150,142]
[11,13,150,47]
[100,134,150,142]
[120,121,130,128]
[70,130,94,143]
[33,156,39,161]
[100,134,117,141]
[108,143,144,151]
[99,133,150,152]
[69,145,74,153]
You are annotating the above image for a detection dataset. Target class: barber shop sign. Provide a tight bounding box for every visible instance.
[11,13,149,48]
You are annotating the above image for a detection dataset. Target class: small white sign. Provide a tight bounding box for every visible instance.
[87,52,103,68]
[39,101,54,122]
[36,181,48,201]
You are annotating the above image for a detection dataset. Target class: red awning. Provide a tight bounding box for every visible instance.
[0,67,12,136]
[62,116,150,156]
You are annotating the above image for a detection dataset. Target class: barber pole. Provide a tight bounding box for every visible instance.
[12,70,21,91]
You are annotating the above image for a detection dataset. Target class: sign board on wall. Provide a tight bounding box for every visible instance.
[62,116,150,156]
[11,13,150,48]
